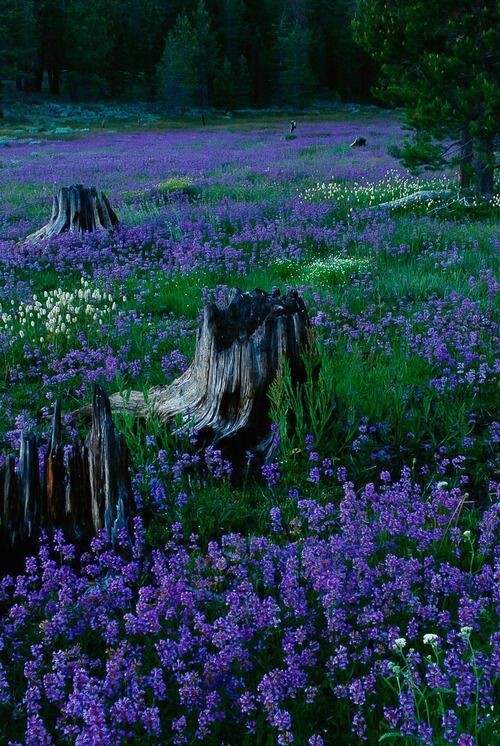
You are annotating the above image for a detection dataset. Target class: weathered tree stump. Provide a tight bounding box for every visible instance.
[86,386,132,541]
[26,184,119,243]
[0,385,132,574]
[110,288,310,464]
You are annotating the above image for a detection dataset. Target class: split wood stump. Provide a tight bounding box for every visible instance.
[0,386,132,574]
[110,288,310,465]
[26,184,119,243]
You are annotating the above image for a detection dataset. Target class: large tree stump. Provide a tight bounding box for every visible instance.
[26,184,119,243]
[110,288,310,464]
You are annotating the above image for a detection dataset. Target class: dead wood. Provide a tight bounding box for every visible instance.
[26,184,119,243]
[0,386,132,574]
[373,189,454,210]
[110,288,310,463]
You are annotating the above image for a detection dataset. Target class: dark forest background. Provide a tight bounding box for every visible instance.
[0,0,378,108]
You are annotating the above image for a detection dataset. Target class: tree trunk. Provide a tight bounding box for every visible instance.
[459,126,473,190]
[473,139,494,200]
[110,288,310,467]
[26,185,119,244]
[48,67,60,94]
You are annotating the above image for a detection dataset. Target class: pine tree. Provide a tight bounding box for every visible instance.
[35,0,67,93]
[64,0,117,89]
[157,1,219,111]
[191,0,219,108]
[275,13,315,108]
[354,0,499,198]
[157,14,195,111]
[214,57,236,108]
[0,0,36,80]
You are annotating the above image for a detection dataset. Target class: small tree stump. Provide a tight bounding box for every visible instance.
[0,386,133,574]
[26,184,119,243]
[110,288,310,464]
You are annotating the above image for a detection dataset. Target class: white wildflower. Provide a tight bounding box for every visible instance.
[392,638,407,651]
[423,634,439,645]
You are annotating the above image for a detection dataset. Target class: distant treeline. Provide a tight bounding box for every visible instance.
[0,0,378,107]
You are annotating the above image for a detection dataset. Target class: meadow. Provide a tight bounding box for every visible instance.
[0,113,498,744]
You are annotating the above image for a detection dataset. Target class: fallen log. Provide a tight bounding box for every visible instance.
[110,288,310,463]
[373,189,454,210]
[26,184,119,243]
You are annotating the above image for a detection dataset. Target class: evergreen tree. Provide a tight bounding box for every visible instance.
[35,0,67,93]
[64,0,116,80]
[354,0,499,197]
[157,13,195,111]
[235,54,252,106]
[110,0,167,94]
[191,0,219,108]
[245,0,283,104]
[275,13,315,108]
[214,57,236,108]
[157,1,219,111]
[309,0,376,100]
[219,0,246,68]
[0,0,36,79]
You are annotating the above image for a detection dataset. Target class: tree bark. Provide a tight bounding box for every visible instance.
[48,67,60,94]
[26,185,119,243]
[0,386,133,574]
[459,126,473,190]
[473,139,494,200]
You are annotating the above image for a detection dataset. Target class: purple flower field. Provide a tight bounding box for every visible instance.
[0,114,498,744]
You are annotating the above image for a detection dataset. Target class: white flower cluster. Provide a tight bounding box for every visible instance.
[0,279,125,343]
[392,637,407,651]
[273,255,369,286]
[302,256,369,283]
[423,633,439,645]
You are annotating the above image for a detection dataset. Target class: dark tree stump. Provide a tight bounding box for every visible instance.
[26,184,119,243]
[0,386,133,575]
[110,288,310,463]
[86,386,132,542]
[20,431,40,540]
[44,398,66,528]
[1,456,20,547]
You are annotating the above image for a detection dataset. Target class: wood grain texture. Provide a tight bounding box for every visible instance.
[26,184,119,243]
[110,288,310,463]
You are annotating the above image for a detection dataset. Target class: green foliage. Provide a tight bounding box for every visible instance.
[0,0,36,77]
[354,0,499,197]
[268,346,339,472]
[275,15,315,108]
[388,133,447,174]
[0,0,378,109]
[64,0,116,77]
[156,0,219,111]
